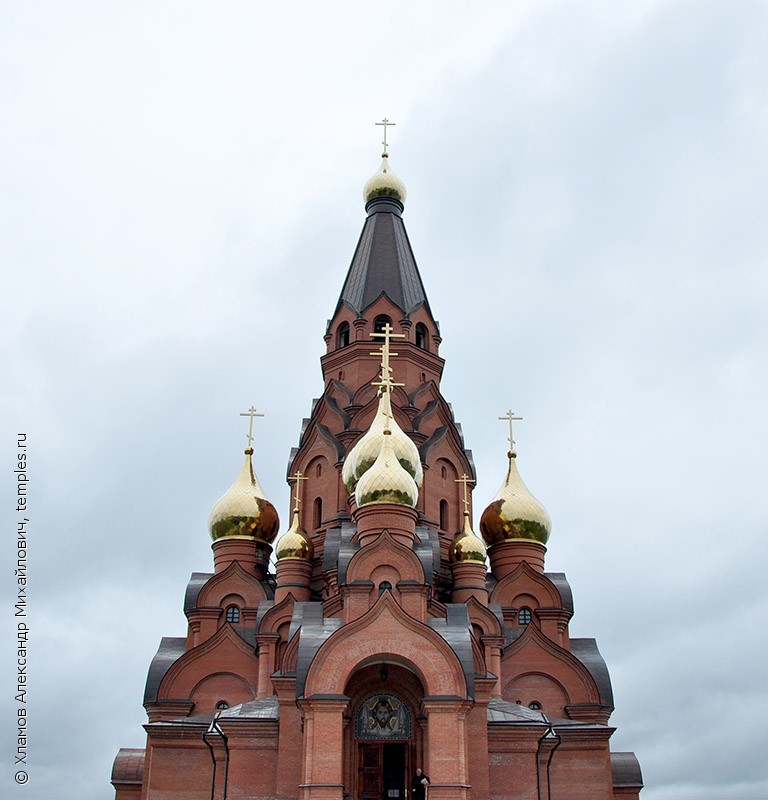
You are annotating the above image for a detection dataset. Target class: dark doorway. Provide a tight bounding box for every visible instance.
[357,742,407,800]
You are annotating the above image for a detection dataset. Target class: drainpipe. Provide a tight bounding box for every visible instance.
[203,712,230,800]
[535,715,561,800]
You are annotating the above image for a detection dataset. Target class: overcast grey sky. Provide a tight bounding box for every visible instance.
[2,1,767,798]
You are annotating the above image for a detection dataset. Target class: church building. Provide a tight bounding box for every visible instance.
[111,134,643,800]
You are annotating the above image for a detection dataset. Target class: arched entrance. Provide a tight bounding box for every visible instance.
[344,663,425,800]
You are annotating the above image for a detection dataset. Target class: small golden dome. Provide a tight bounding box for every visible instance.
[479,452,551,546]
[450,513,488,563]
[275,510,314,561]
[363,154,407,204]
[209,448,280,543]
[342,390,423,493]
[355,429,419,508]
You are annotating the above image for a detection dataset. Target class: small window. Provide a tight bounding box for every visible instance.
[378,581,392,596]
[518,607,532,626]
[313,497,323,530]
[439,500,449,531]
[338,322,350,348]
[415,323,428,350]
[225,605,240,623]
[316,463,322,478]
[528,701,542,710]
[374,315,392,334]
[440,465,447,480]
[216,701,229,710]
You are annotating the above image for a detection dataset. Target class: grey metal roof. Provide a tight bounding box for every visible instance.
[486,699,603,729]
[335,197,430,318]
[487,698,548,725]
[149,696,280,726]
[335,522,436,587]
[184,572,213,614]
[415,525,439,585]
[428,605,474,699]
[294,604,343,698]
[611,752,643,787]
[220,695,280,720]
[570,638,614,708]
[144,637,186,705]
[544,572,574,614]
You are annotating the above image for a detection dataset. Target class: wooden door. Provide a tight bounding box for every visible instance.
[358,743,383,800]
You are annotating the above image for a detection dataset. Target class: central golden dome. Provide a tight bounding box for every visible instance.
[342,390,423,493]
[355,429,419,508]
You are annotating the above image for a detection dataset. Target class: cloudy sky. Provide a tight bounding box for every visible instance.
[2,1,767,798]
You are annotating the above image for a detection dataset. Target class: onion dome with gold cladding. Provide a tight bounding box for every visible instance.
[450,512,488,563]
[275,509,314,561]
[342,390,423,493]
[208,448,280,542]
[363,154,407,205]
[479,451,552,546]
[355,429,419,508]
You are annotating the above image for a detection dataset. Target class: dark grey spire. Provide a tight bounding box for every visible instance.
[334,197,431,318]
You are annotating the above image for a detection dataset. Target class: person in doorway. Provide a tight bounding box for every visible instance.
[412,768,430,800]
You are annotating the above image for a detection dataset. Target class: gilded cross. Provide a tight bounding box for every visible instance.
[498,409,523,452]
[371,323,406,392]
[289,471,309,513]
[455,474,475,515]
[375,117,396,154]
[239,405,265,447]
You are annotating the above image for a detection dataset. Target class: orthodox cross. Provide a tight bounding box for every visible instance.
[239,405,265,447]
[371,323,406,392]
[498,409,523,452]
[289,470,308,513]
[375,117,396,154]
[455,474,475,515]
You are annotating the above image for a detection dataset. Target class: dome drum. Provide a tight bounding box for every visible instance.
[488,539,546,577]
[212,536,273,576]
[353,503,418,549]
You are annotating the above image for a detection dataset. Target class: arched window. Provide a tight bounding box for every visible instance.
[338,322,350,348]
[216,701,229,710]
[313,497,323,529]
[374,315,392,334]
[316,463,322,478]
[415,323,428,350]
[439,500,449,531]
[528,701,542,710]
[378,581,392,596]
[518,607,532,626]
[225,605,240,623]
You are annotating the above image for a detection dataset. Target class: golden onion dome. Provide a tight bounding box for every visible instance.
[275,509,314,561]
[342,390,423,493]
[363,154,407,204]
[208,448,280,543]
[450,513,488,563]
[355,429,419,508]
[479,451,551,546]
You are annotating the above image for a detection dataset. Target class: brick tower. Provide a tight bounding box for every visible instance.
[111,140,643,800]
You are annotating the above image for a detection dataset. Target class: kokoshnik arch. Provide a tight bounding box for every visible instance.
[111,129,643,800]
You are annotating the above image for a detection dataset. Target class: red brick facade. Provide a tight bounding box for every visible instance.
[112,179,642,800]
